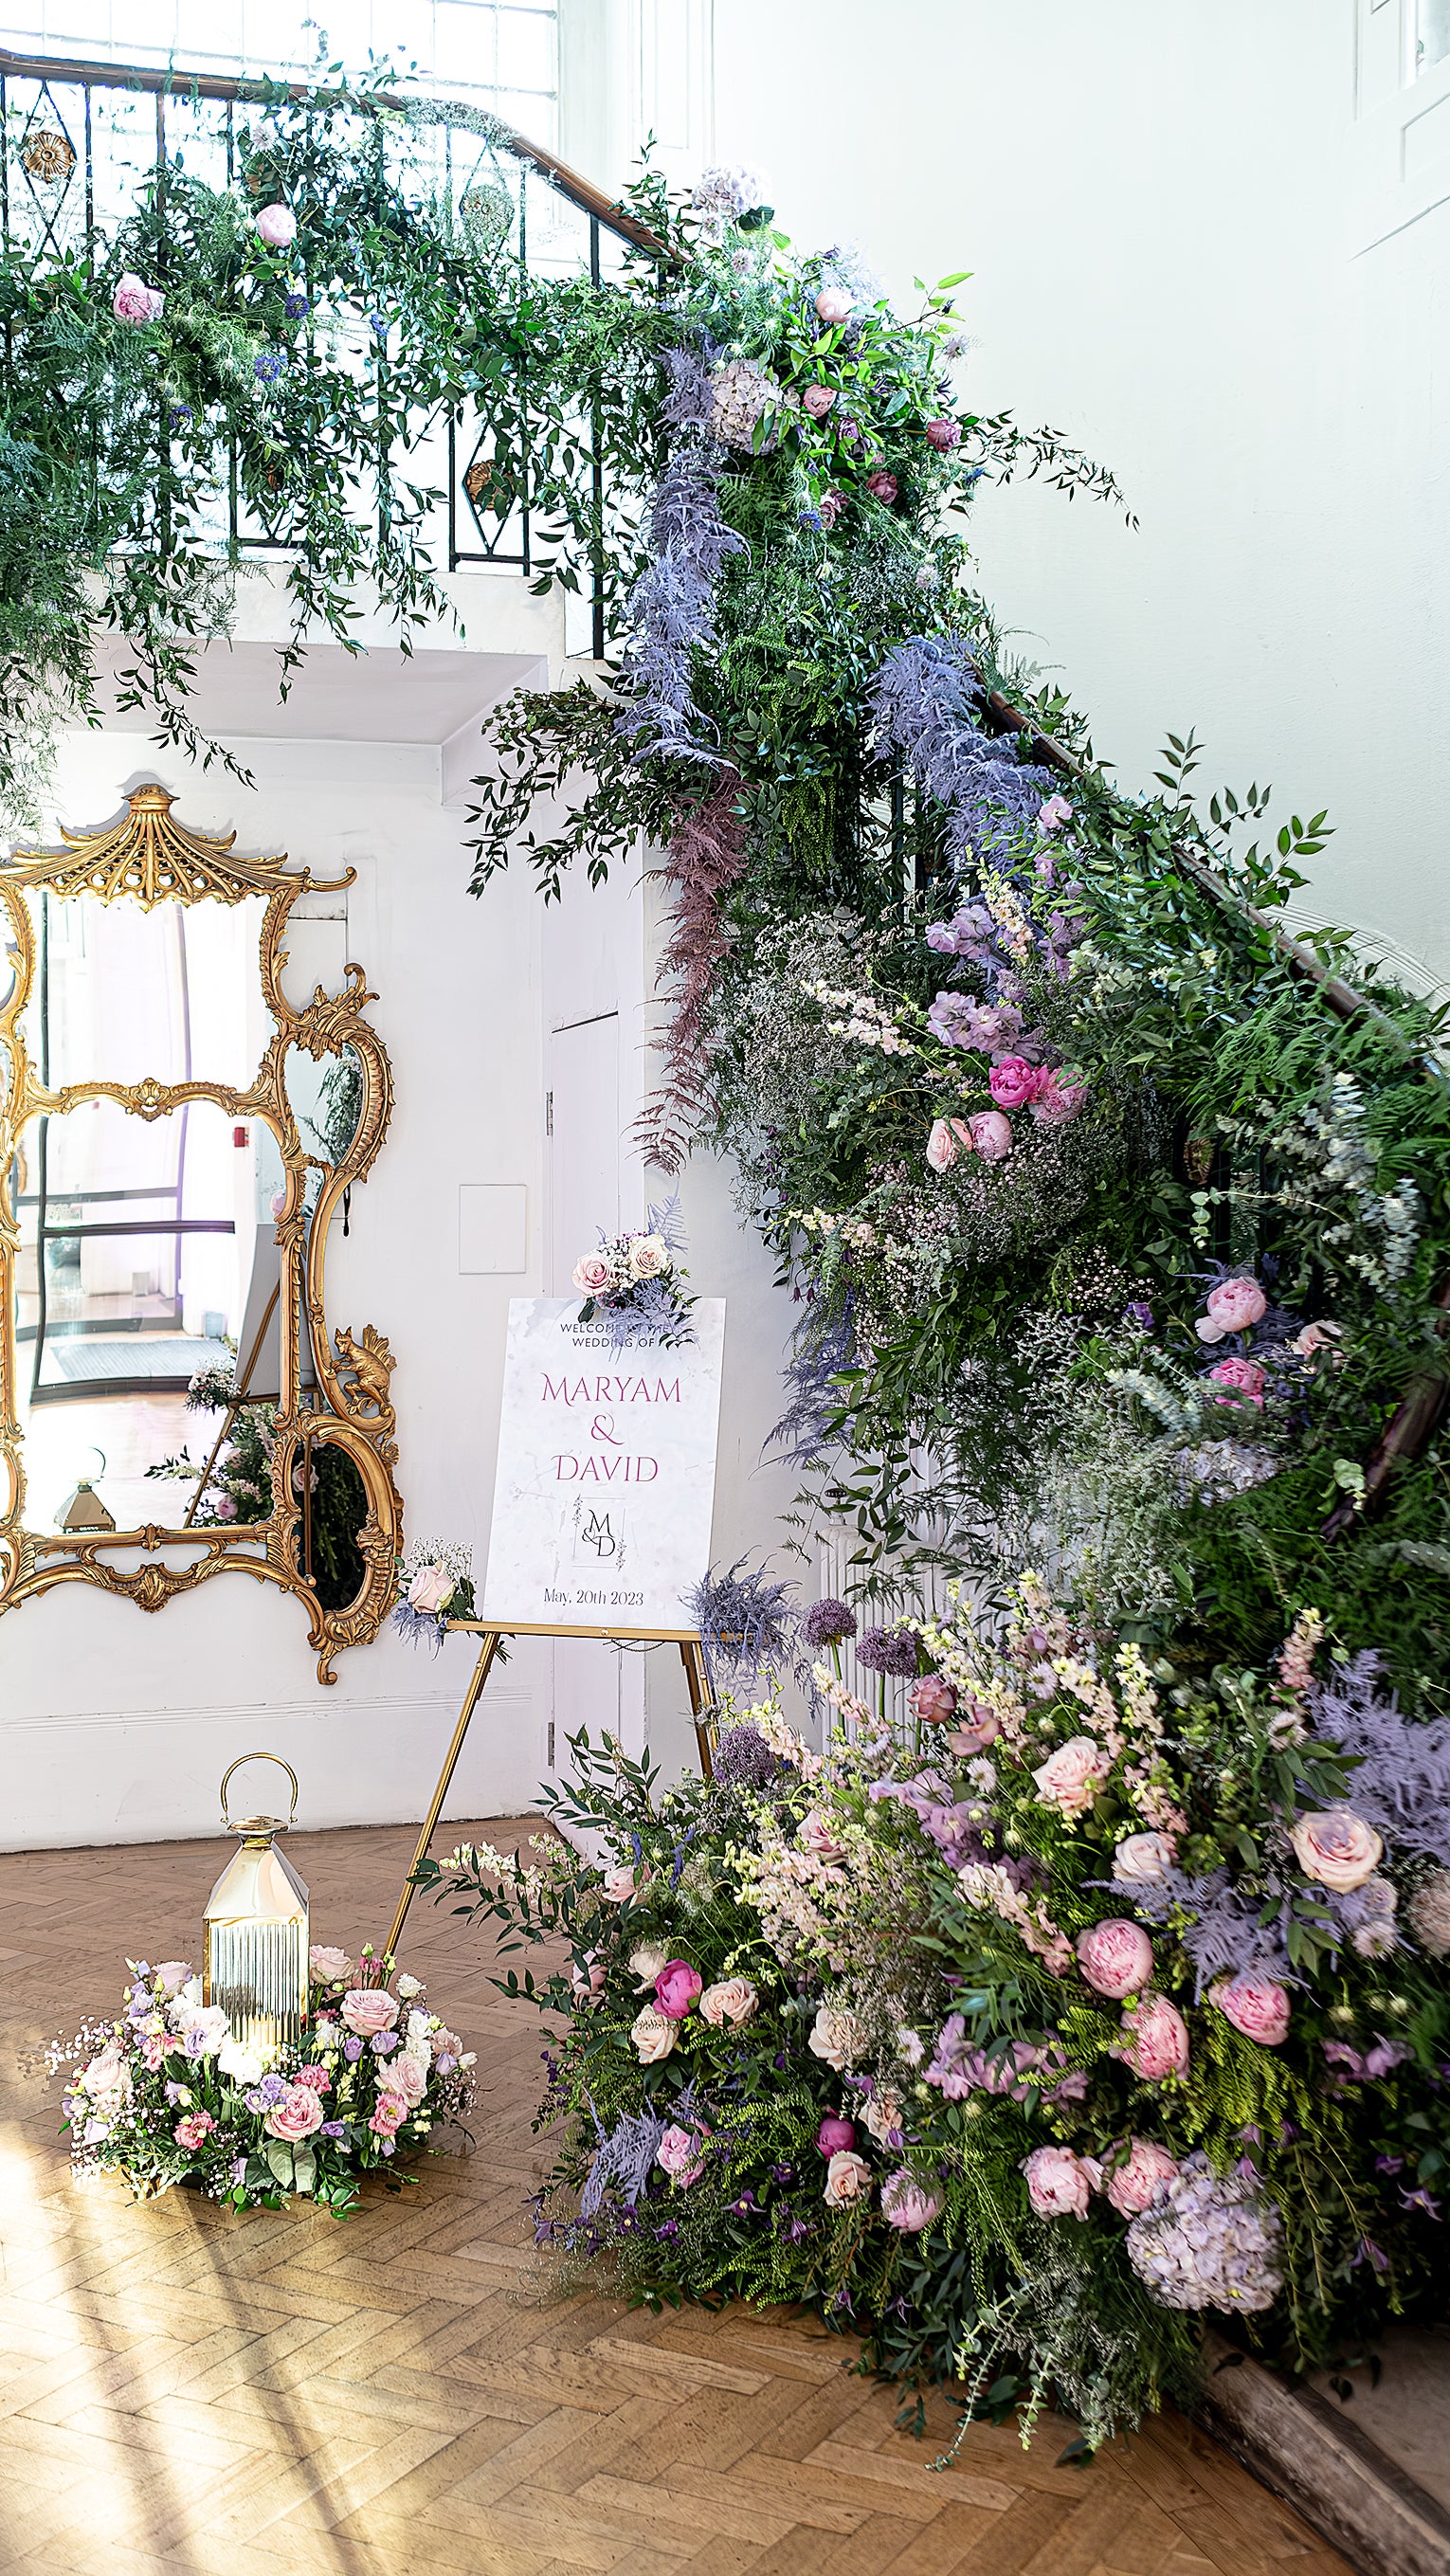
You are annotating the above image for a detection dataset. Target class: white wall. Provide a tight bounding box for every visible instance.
[710,0,1450,994]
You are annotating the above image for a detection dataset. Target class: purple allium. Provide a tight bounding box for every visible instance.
[802,1598,857,1650]
[712,1722,782,1791]
[1126,2152,1283,2313]
[856,1624,920,1678]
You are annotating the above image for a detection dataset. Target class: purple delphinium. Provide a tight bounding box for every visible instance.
[856,1623,920,1678]
[802,1597,858,1651]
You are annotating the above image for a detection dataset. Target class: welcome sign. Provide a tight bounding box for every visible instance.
[480,1297,725,1630]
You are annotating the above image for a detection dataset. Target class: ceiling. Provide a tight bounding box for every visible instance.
[86,642,545,747]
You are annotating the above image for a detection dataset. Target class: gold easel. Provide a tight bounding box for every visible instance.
[382,1620,715,1960]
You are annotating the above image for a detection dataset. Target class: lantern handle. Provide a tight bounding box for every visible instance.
[219,1751,299,1833]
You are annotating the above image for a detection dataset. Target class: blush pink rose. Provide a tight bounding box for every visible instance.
[1207,1355,1265,1407]
[824,2148,871,2206]
[987,1056,1043,1112]
[1076,1918,1155,2000]
[698,1976,758,2026]
[256,202,298,248]
[341,1988,400,2041]
[263,2083,325,2143]
[926,1115,975,1172]
[881,2169,942,2231]
[629,2005,678,2064]
[923,416,960,451]
[1038,794,1074,831]
[910,1674,957,1725]
[967,1110,1013,1163]
[1112,1832,1176,1885]
[803,382,837,418]
[1211,1975,1291,2048]
[1290,1808,1383,1893]
[309,1945,352,1986]
[113,271,164,323]
[601,1861,652,1902]
[153,1961,192,1998]
[408,1562,454,1615]
[653,1960,703,2021]
[798,1810,845,1864]
[387,2053,429,2107]
[1029,1073,1088,1127]
[173,2112,216,2152]
[1116,1993,1190,2080]
[1021,2144,1092,2220]
[816,2114,856,2154]
[656,2122,710,2186]
[815,285,852,324]
[571,1252,613,1296]
[945,1699,1000,1754]
[1031,1735,1103,1817]
[865,469,898,503]
[1103,2138,1179,2216]
[1205,1276,1267,1333]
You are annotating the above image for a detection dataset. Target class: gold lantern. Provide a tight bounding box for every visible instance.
[203,1754,309,2053]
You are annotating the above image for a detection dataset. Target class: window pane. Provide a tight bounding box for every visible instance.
[1420,0,1450,70]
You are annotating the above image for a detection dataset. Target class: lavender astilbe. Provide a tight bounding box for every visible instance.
[867,635,1055,864]
[1308,1655,1450,1866]
[684,1555,799,1700]
[615,343,747,772]
[1127,2154,1283,2313]
[1118,1866,1291,1998]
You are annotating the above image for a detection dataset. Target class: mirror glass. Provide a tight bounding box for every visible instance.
[14,887,268,1091]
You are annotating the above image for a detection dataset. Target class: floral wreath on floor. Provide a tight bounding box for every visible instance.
[49,1950,476,2218]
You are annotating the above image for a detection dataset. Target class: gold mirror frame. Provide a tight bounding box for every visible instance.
[0,785,402,1680]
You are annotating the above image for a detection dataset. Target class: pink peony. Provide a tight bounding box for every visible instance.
[653,1960,703,2021]
[113,271,164,324]
[601,1861,652,1903]
[1207,1355,1265,1408]
[341,1988,400,2041]
[803,383,838,418]
[1103,2138,1179,2216]
[256,202,298,248]
[966,1109,1013,1163]
[1038,795,1074,832]
[1021,2144,1092,2220]
[1077,1918,1155,2000]
[656,2122,710,2186]
[923,416,960,451]
[1211,1975,1291,2048]
[824,2148,872,2206]
[571,1252,613,1296]
[987,1057,1044,1112]
[1031,1735,1103,1817]
[1029,1073,1088,1127]
[698,1976,758,2026]
[369,2093,408,2138]
[865,469,898,503]
[816,2114,856,2154]
[293,2062,331,2095]
[798,1810,845,1864]
[815,286,852,324]
[173,2112,216,2152]
[1290,1808,1383,1893]
[910,1674,957,1726]
[1116,1993,1190,2080]
[1205,1276,1267,1334]
[263,2083,325,2143]
[880,2168,942,2232]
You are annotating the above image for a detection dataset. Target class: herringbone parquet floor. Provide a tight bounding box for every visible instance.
[0,1820,1353,2576]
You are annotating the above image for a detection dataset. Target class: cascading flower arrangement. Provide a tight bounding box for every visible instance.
[48,1950,475,2217]
[571,1193,695,1347]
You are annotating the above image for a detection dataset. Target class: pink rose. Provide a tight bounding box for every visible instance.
[910,1674,957,1725]
[1211,1975,1291,2048]
[798,1810,844,1864]
[629,2005,679,2064]
[1205,1276,1267,1334]
[1076,1918,1155,2000]
[815,286,852,324]
[340,1988,400,2041]
[256,202,298,248]
[1290,1808,1383,1893]
[653,1960,703,2021]
[173,2112,216,2152]
[803,383,838,418]
[926,1115,976,1172]
[408,1562,454,1615]
[369,2093,408,2137]
[1116,1993,1189,2080]
[880,2169,941,2232]
[215,1496,238,1519]
[824,2148,871,2206]
[571,1252,613,1296]
[388,2053,428,2107]
[601,1861,652,1902]
[1038,795,1074,832]
[293,2062,331,2095]
[923,417,960,451]
[572,1953,608,2006]
[698,1976,758,2026]
[1103,2138,1179,2216]
[656,2122,710,2186]
[1112,1832,1176,1885]
[1021,2144,1092,2220]
[263,2083,325,2143]
[988,1057,1045,1112]
[1293,1319,1343,1359]
[113,271,164,324]
[310,1945,352,1986]
[967,1110,1013,1163]
[1207,1355,1265,1408]
[1029,1073,1088,1127]
[817,2114,856,2154]
[865,469,898,503]
[818,487,845,529]
[153,1961,192,1998]
[1031,1735,1103,1818]
[945,1698,1000,1754]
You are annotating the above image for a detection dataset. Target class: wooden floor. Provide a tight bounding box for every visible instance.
[0,1820,1354,2576]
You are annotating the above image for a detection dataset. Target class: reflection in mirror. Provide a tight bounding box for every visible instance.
[294,1440,370,1612]
[16,887,268,1092]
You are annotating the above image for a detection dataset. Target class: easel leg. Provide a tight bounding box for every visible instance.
[384,1630,502,1961]
[680,1638,714,1780]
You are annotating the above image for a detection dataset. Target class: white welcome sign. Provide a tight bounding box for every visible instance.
[480,1297,725,1630]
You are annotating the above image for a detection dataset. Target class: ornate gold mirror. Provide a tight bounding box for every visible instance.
[0,786,401,1679]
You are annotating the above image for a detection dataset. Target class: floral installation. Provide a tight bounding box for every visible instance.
[390,1538,478,1652]
[571,1193,695,1347]
[47,1952,475,2217]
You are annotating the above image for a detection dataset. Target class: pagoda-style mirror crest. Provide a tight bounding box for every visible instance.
[0,785,401,1679]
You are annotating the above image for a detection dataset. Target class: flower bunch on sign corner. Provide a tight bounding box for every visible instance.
[48,1951,476,2217]
[571,1191,695,1348]
[391,1538,476,1653]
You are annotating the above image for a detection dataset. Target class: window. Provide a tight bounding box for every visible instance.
[0,1,559,143]
[1418,0,1450,73]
